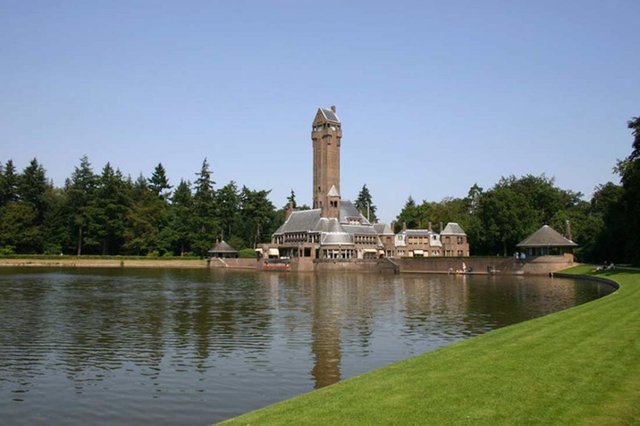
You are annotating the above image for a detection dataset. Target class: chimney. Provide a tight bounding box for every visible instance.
[565,220,573,241]
[440,222,444,232]
[286,202,294,220]
[330,105,336,112]
[402,222,407,231]
[428,221,432,232]
[390,221,396,233]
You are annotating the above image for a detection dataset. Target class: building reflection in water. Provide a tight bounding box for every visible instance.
[310,275,344,388]
[0,268,615,425]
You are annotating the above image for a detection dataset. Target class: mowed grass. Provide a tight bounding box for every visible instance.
[221,267,640,425]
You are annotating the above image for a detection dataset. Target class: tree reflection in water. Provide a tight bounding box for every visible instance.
[0,267,613,425]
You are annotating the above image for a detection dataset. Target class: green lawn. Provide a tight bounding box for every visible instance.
[221,266,640,425]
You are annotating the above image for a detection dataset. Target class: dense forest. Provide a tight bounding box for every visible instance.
[1,117,638,263]
[0,157,283,257]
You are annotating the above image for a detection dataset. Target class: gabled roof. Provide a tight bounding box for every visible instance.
[327,185,340,197]
[516,225,578,248]
[373,223,394,235]
[339,200,370,225]
[273,209,322,235]
[314,217,342,233]
[208,240,237,253]
[441,222,466,235]
[319,108,340,123]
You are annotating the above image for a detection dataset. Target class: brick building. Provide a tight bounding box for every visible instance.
[264,106,471,264]
[266,106,383,261]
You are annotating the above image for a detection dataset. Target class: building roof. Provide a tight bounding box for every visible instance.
[327,185,340,197]
[373,223,394,235]
[208,240,238,254]
[314,217,342,233]
[401,229,434,237]
[441,222,467,235]
[320,108,340,123]
[273,209,322,234]
[516,225,578,248]
[272,200,383,249]
[321,232,353,245]
[339,200,370,225]
[342,224,379,236]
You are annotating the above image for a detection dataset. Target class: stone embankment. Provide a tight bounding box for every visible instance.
[0,254,574,275]
[397,255,574,275]
[0,257,206,268]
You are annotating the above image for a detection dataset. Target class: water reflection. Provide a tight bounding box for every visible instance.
[0,268,613,425]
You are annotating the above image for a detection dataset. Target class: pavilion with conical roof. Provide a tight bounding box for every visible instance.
[516,225,578,257]
[208,240,239,258]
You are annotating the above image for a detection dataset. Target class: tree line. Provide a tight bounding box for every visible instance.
[394,117,640,265]
[0,157,283,256]
[2,117,638,263]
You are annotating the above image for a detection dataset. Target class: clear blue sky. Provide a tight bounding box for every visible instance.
[1,1,638,223]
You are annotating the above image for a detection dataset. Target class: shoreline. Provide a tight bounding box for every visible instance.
[221,267,640,424]
[0,257,207,269]
[0,255,576,275]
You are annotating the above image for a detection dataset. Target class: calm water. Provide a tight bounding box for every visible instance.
[0,268,613,425]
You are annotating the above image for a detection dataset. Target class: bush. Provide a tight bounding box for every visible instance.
[238,248,258,258]
[0,246,16,256]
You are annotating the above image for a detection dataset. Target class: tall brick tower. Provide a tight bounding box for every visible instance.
[311,106,342,218]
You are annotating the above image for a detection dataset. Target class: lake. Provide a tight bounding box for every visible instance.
[0,268,613,425]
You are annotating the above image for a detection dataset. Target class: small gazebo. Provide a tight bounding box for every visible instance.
[208,240,239,259]
[516,225,578,257]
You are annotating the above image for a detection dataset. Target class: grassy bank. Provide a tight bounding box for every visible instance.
[222,266,640,424]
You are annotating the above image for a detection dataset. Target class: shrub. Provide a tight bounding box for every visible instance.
[238,248,258,258]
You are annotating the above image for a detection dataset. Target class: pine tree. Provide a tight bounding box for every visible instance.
[148,163,172,199]
[192,159,218,256]
[240,186,277,248]
[66,156,98,255]
[0,160,19,206]
[354,184,377,223]
[122,174,168,255]
[217,181,241,241]
[286,189,297,209]
[395,196,419,232]
[90,163,132,255]
[166,179,193,256]
[19,158,51,223]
